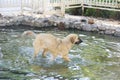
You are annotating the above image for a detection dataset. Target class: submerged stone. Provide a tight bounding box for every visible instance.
[0,47,3,59]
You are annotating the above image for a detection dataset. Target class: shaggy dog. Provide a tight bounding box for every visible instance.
[22,31,82,61]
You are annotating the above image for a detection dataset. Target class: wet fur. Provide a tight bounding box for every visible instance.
[22,31,82,61]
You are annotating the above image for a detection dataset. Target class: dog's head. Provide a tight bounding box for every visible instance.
[67,34,83,45]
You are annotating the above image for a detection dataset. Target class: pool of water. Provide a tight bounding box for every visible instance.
[0,27,120,80]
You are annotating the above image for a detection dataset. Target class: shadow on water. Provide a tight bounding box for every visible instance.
[0,26,120,80]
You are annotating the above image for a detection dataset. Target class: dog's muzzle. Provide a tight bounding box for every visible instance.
[75,37,83,44]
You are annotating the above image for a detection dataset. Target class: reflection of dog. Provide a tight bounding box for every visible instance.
[22,31,82,61]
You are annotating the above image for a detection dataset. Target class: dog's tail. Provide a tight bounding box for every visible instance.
[22,30,36,38]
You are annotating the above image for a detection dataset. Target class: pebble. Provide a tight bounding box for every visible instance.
[0,47,3,59]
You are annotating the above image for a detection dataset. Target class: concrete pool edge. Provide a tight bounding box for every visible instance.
[0,14,120,36]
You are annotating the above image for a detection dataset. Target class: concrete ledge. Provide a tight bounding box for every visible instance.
[0,14,120,36]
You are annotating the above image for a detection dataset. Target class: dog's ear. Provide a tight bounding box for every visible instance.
[70,37,75,44]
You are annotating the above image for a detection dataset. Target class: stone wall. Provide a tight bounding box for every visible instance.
[0,14,120,36]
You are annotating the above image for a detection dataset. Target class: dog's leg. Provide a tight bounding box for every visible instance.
[42,49,48,58]
[63,56,71,62]
[34,47,40,58]
[33,40,41,58]
[62,53,71,62]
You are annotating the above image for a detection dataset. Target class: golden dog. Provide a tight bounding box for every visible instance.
[22,31,82,61]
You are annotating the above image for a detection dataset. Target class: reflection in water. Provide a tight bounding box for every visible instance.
[0,28,120,80]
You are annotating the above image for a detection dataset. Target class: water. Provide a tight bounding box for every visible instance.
[0,27,120,80]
